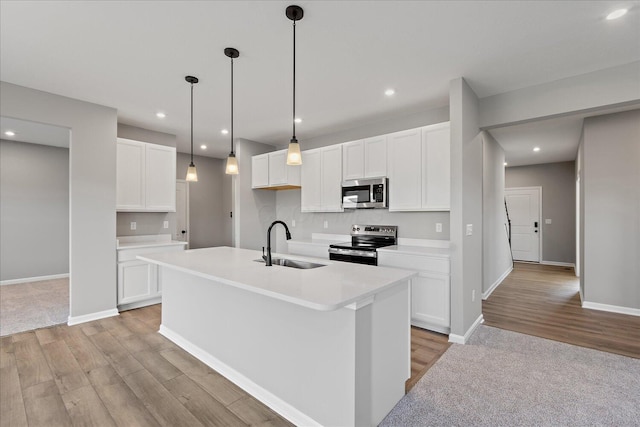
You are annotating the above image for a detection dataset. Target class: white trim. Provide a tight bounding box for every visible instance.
[448,314,484,344]
[117,297,162,312]
[159,324,321,427]
[0,273,69,286]
[482,266,513,300]
[540,261,575,269]
[582,301,640,317]
[67,308,119,326]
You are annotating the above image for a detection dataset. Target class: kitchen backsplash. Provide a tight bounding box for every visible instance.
[116,212,176,238]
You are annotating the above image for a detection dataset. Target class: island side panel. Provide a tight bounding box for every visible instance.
[159,267,359,426]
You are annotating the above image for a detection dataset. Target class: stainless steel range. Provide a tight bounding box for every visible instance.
[328,225,397,266]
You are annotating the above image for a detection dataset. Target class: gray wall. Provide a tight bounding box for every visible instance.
[176,153,229,248]
[582,109,640,310]
[482,132,512,295]
[234,138,277,250]
[1,81,118,320]
[449,77,483,339]
[1,139,69,281]
[479,61,640,128]
[505,161,576,264]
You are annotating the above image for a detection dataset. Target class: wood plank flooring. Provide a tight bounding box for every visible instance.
[0,303,449,426]
[483,262,640,359]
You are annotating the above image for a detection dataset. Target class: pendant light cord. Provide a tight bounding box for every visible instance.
[292,19,296,140]
[190,82,194,164]
[231,56,234,154]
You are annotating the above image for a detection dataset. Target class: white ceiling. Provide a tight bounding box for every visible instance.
[1,1,639,161]
[0,117,70,148]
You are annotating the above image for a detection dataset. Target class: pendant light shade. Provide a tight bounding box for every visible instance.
[286,5,304,166]
[224,47,240,175]
[185,75,199,182]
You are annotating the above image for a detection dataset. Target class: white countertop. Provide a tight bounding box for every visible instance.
[117,234,188,250]
[138,246,416,312]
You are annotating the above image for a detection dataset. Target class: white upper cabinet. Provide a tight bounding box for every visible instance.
[251,149,301,190]
[387,122,450,212]
[342,136,387,181]
[387,128,422,211]
[117,138,176,212]
[422,123,451,210]
[301,145,343,212]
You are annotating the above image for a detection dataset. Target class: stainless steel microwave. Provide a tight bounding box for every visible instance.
[342,178,388,209]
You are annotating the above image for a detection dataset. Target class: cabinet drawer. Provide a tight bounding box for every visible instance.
[117,244,185,262]
[378,252,449,274]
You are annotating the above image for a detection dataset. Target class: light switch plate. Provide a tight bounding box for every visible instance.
[163,221,169,229]
[292,220,296,227]
[323,220,328,229]
[130,222,136,230]
[545,219,552,224]
[436,223,443,233]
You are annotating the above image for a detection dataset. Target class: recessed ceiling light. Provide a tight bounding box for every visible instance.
[4,130,16,137]
[156,112,166,119]
[606,9,627,20]
[294,117,302,124]
[504,162,508,166]
[200,145,207,150]
[533,147,541,152]
[221,129,229,135]
[385,89,395,96]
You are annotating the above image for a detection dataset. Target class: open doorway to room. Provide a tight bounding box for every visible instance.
[0,117,70,336]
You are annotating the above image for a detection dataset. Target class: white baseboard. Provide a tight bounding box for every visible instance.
[411,320,450,335]
[117,297,162,312]
[68,308,119,326]
[540,261,576,269]
[482,266,513,300]
[159,325,321,427]
[582,301,640,317]
[448,314,484,344]
[1,273,69,286]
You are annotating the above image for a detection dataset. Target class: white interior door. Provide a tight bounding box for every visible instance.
[175,180,189,245]
[505,187,541,262]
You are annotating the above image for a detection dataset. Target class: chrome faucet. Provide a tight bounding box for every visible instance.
[263,220,292,266]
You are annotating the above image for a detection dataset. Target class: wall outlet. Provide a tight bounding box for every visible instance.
[163,221,169,229]
[436,223,443,233]
[472,289,476,302]
[545,219,552,224]
[130,222,136,230]
[292,220,296,227]
[323,220,328,229]
[466,224,473,236]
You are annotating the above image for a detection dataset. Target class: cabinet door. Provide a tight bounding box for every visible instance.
[422,124,450,210]
[145,144,176,211]
[269,150,288,186]
[387,128,422,211]
[118,260,154,304]
[364,136,387,178]
[342,140,364,180]
[301,148,322,212]
[321,145,343,212]
[411,272,450,333]
[116,139,145,211]
[252,154,269,188]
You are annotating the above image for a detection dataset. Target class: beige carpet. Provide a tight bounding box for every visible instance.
[381,325,640,426]
[0,278,69,336]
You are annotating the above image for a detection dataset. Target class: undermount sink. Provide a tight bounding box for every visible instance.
[254,257,327,269]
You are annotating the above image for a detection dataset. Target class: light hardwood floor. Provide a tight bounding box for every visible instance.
[0,303,449,426]
[483,262,640,359]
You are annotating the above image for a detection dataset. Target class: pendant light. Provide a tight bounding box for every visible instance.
[286,5,303,166]
[224,47,240,175]
[185,75,199,182]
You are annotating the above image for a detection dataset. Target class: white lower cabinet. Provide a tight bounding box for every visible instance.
[378,250,450,334]
[117,243,185,310]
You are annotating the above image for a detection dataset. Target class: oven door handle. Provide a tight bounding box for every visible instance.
[328,248,377,258]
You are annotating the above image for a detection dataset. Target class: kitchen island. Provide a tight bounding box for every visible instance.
[138,246,415,426]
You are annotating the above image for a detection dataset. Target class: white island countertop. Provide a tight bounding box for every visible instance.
[138,246,416,311]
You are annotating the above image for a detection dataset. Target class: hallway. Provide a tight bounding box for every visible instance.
[483,263,640,359]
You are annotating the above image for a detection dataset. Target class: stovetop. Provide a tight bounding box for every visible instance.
[329,225,398,252]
